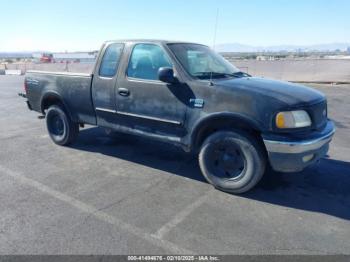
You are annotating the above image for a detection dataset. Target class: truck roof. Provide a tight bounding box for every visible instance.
[104,39,206,46]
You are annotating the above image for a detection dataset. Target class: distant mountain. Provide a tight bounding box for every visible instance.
[2,43,349,57]
[215,43,258,53]
[215,43,350,52]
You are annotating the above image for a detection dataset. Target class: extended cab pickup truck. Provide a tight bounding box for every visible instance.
[22,39,335,193]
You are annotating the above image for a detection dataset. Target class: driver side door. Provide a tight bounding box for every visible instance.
[115,43,187,137]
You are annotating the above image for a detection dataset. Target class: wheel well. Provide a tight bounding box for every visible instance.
[41,95,64,114]
[41,94,76,121]
[193,116,264,152]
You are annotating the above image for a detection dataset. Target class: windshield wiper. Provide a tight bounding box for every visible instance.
[193,72,232,79]
[193,71,250,79]
[229,71,251,78]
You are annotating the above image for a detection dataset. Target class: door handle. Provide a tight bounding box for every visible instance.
[118,88,130,96]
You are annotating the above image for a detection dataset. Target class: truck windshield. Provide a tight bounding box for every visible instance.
[167,43,245,80]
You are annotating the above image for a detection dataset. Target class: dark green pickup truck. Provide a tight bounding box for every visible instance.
[21,39,335,193]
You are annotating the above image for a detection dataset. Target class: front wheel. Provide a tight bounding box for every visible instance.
[199,131,266,194]
[46,105,79,146]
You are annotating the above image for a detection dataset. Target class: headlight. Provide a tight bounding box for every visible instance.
[275,110,311,129]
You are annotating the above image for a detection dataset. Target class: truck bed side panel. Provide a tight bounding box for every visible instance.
[26,71,96,125]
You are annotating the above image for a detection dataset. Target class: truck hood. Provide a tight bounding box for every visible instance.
[216,77,325,106]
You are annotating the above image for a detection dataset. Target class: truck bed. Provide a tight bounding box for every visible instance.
[25,70,96,125]
[26,70,92,77]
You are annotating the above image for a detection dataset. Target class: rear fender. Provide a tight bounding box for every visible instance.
[40,91,77,122]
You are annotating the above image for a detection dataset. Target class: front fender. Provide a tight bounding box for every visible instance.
[189,111,264,150]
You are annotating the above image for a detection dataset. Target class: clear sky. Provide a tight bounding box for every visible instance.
[1,0,349,52]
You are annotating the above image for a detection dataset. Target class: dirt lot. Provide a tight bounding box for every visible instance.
[0,76,349,254]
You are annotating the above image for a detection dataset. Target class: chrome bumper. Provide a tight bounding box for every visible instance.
[262,120,335,172]
[264,125,335,154]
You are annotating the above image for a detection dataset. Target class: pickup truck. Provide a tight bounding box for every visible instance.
[21,39,335,193]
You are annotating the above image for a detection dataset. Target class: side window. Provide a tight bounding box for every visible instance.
[127,44,172,80]
[99,43,123,77]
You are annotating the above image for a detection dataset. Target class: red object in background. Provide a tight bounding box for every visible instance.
[40,53,53,63]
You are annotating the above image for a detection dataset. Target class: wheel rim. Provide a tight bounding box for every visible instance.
[48,113,65,137]
[207,140,246,181]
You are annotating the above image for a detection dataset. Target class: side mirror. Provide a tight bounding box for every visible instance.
[158,67,177,84]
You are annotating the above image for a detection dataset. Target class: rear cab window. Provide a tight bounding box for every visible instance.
[99,43,124,77]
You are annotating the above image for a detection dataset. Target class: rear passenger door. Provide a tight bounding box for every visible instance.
[115,43,187,136]
[91,43,123,126]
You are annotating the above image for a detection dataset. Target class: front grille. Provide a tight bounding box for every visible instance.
[307,100,327,130]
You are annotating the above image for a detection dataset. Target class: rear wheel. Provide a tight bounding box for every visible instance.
[199,131,266,194]
[46,105,79,146]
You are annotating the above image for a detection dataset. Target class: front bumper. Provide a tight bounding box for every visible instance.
[263,120,335,172]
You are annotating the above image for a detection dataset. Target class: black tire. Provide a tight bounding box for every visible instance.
[46,105,79,146]
[199,130,266,194]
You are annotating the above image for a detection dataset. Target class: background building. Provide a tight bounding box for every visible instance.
[32,51,98,63]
